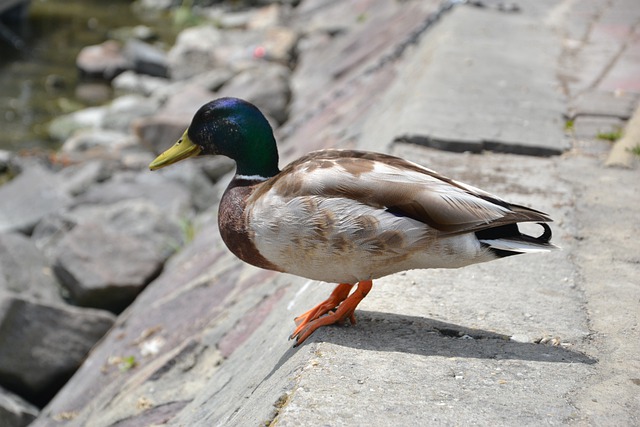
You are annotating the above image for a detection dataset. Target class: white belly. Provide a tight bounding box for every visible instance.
[248,196,494,284]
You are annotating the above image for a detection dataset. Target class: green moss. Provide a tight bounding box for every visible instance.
[119,355,137,372]
[180,217,196,244]
[630,145,640,157]
[597,128,623,142]
[564,119,574,131]
[173,0,207,28]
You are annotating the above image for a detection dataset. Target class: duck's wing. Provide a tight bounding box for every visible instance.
[253,150,551,236]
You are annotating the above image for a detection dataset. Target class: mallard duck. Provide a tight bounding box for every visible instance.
[150,97,556,346]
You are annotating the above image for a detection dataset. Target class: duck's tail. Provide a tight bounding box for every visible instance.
[476,222,558,258]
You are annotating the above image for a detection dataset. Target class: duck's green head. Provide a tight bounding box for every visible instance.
[149,97,280,178]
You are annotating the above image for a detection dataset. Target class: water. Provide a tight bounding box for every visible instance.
[0,0,175,152]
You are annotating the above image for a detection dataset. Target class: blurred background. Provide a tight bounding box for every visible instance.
[0,0,179,151]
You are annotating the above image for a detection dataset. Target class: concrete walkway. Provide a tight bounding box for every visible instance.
[175,1,640,425]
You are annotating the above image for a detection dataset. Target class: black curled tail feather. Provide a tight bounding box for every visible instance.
[476,222,556,258]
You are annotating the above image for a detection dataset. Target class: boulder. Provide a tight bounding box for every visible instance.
[189,68,235,92]
[112,70,169,96]
[74,82,112,105]
[48,106,106,142]
[167,25,225,80]
[0,386,38,427]
[76,40,129,80]
[0,163,72,234]
[0,150,19,184]
[146,160,220,212]
[247,3,284,30]
[256,26,298,65]
[167,24,297,80]
[134,83,214,154]
[31,213,77,264]
[197,156,236,183]
[60,129,137,156]
[218,63,291,124]
[0,293,115,405]
[101,94,161,134]
[52,222,164,312]
[108,24,158,43]
[55,160,113,197]
[93,199,184,259]
[0,233,63,303]
[122,39,169,78]
[73,170,193,219]
[133,115,189,155]
[32,197,183,266]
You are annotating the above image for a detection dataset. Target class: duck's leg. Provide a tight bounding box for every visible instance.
[291,280,373,346]
[293,283,353,326]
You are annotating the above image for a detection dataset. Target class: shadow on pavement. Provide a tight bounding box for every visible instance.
[301,310,597,365]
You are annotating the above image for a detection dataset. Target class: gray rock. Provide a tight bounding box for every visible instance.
[136,0,176,11]
[47,106,106,142]
[101,94,161,134]
[197,156,236,183]
[74,82,112,105]
[134,83,214,154]
[33,197,183,266]
[53,222,164,312]
[95,199,184,259]
[0,150,19,182]
[31,213,77,265]
[123,39,168,78]
[211,7,255,29]
[76,40,129,80]
[218,63,291,124]
[112,70,170,96]
[74,170,193,219]
[247,3,285,30]
[147,160,219,212]
[168,24,297,80]
[0,164,72,234]
[0,233,63,303]
[55,160,112,197]
[134,115,189,155]
[256,26,298,65]
[167,25,225,80]
[0,386,38,427]
[108,24,158,43]
[60,129,136,156]
[189,68,234,92]
[0,293,115,404]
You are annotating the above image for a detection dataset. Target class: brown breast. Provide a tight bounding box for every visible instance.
[218,178,283,272]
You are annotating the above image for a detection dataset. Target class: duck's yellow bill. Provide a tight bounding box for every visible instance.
[149,130,202,170]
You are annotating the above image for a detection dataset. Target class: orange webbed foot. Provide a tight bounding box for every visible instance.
[293,283,353,326]
[290,280,372,346]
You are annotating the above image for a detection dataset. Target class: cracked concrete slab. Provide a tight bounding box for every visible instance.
[360,2,569,156]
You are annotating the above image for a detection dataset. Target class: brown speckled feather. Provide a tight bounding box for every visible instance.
[238,149,552,283]
[252,149,550,236]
